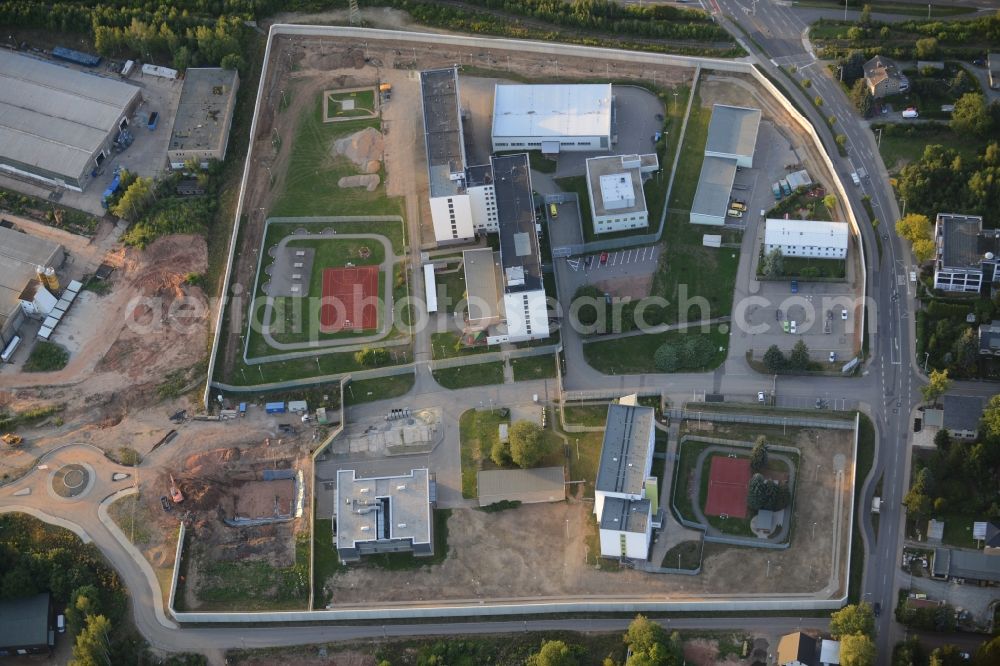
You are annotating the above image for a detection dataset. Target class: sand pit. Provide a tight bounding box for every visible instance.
[332,127,383,172]
[338,174,380,191]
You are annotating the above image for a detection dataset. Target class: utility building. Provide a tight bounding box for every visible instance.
[594,400,658,560]
[764,219,849,259]
[0,227,65,350]
[0,593,53,656]
[419,67,498,243]
[491,83,614,154]
[0,51,142,191]
[334,468,434,563]
[585,153,659,234]
[167,68,240,169]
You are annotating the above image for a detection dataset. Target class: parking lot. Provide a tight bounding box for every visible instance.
[560,243,660,302]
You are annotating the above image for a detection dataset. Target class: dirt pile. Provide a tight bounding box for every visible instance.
[338,174,380,191]
[332,127,383,173]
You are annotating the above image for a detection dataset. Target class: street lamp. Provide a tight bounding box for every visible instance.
[923,352,930,373]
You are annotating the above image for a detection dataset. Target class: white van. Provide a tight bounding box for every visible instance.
[850,172,861,186]
[57,614,65,633]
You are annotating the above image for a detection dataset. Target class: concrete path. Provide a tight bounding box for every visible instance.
[648,421,703,568]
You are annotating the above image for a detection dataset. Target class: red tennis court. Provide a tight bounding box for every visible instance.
[704,455,751,519]
[319,266,379,333]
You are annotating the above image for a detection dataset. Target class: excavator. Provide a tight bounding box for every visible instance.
[169,475,184,503]
[2,433,23,447]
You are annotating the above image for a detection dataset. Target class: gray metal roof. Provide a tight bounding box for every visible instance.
[691,156,737,221]
[168,68,239,156]
[335,468,431,552]
[477,466,565,506]
[942,394,984,432]
[935,546,1000,582]
[0,50,140,182]
[0,226,64,327]
[494,153,542,293]
[596,403,654,495]
[420,67,467,199]
[979,321,1000,354]
[937,213,984,269]
[0,593,50,649]
[705,104,761,158]
[599,496,650,533]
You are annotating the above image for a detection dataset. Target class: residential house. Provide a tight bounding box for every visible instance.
[863,56,908,98]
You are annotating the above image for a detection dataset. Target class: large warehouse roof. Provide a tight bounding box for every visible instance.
[0,51,140,182]
[764,218,849,251]
[168,68,239,156]
[690,156,737,222]
[492,84,612,138]
[705,104,761,158]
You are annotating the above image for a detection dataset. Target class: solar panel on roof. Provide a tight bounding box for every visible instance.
[43,315,59,328]
[66,280,83,293]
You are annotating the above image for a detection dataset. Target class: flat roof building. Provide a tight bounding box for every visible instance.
[0,51,142,192]
[462,247,503,327]
[764,219,849,259]
[0,227,65,348]
[585,153,659,234]
[932,214,1000,293]
[334,468,433,563]
[477,467,565,507]
[167,68,239,169]
[932,546,1000,583]
[979,320,1000,357]
[595,401,657,561]
[704,104,761,168]
[0,593,52,656]
[420,67,498,243]
[492,83,614,154]
[690,156,738,227]
[494,153,549,343]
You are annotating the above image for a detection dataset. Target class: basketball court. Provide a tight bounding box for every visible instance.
[704,455,751,519]
[320,265,379,333]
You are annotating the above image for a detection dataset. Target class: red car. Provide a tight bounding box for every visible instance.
[599,251,609,265]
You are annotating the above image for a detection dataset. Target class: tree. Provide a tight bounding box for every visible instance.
[895,214,932,243]
[624,615,666,655]
[624,616,681,666]
[814,95,824,107]
[680,335,715,368]
[915,37,938,59]
[823,193,838,213]
[750,436,768,472]
[951,93,992,137]
[892,638,925,666]
[509,420,548,468]
[952,327,979,373]
[527,640,579,666]
[841,634,876,666]
[64,584,102,636]
[860,4,871,24]
[763,345,786,373]
[981,394,1000,440]
[836,134,847,151]
[929,645,966,666]
[111,176,154,222]
[220,52,244,71]
[747,473,771,511]
[974,635,1000,666]
[789,340,811,370]
[761,248,784,277]
[830,602,875,639]
[911,238,935,263]
[933,428,952,452]
[69,614,112,666]
[490,438,511,467]
[654,343,680,372]
[354,347,389,367]
[849,78,874,117]
[921,369,951,405]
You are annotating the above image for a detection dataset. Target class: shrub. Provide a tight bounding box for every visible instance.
[24,342,69,372]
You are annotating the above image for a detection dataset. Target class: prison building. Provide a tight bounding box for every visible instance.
[167,68,239,169]
[585,153,659,234]
[491,84,614,154]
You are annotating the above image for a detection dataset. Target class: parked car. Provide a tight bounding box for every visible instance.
[790,320,797,334]
[599,251,609,265]
[874,602,881,617]
[791,280,799,293]
[758,391,766,403]
[147,111,158,130]
[782,321,790,333]
[731,200,747,212]
[829,351,837,363]
[159,496,172,512]
[727,208,744,218]
[585,255,594,268]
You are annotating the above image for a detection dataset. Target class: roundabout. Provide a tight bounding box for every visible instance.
[51,463,94,499]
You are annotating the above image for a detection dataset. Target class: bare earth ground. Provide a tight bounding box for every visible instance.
[325,427,852,604]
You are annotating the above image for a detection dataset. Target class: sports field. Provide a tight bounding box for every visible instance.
[320,265,379,333]
[704,455,750,519]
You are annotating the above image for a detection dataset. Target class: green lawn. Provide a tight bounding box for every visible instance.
[794,0,975,16]
[270,95,403,218]
[562,404,609,427]
[650,95,741,324]
[433,361,505,389]
[228,346,409,386]
[459,410,564,498]
[937,512,980,549]
[875,125,984,174]
[560,426,607,499]
[326,89,376,117]
[193,533,309,611]
[583,326,729,375]
[662,540,702,570]
[778,256,846,279]
[433,265,467,313]
[511,355,557,381]
[344,373,414,405]
[23,341,69,372]
[431,331,495,360]
[672,439,712,523]
[312,518,344,607]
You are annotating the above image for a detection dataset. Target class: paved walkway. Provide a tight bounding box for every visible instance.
[647,422,703,569]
